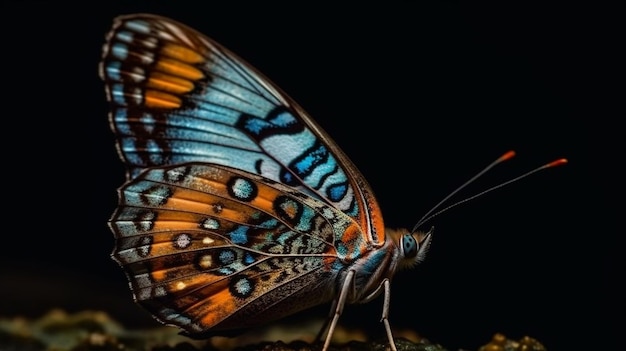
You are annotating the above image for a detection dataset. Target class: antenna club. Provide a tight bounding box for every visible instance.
[500,150,516,162]
[547,158,568,168]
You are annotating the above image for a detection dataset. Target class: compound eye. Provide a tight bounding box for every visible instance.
[402,234,418,258]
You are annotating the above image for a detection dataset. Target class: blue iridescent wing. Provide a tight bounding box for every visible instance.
[99,14,385,242]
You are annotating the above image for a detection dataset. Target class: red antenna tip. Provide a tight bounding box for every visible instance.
[499,150,516,162]
[546,158,568,168]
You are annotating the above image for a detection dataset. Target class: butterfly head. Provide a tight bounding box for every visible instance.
[388,227,434,270]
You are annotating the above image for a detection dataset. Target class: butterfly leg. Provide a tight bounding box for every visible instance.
[380,279,397,351]
[320,269,356,351]
[357,278,397,351]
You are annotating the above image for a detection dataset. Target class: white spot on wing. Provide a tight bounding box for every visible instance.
[198,255,212,268]
[201,218,219,230]
[175,233,192,249]
[131,67,146,82]
[139,52,154,65]
[131,87,143,104]
[143,36,158,49]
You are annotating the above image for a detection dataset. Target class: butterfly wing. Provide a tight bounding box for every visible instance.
[99,14,385,244]
[100,14,389,334]
[110,163,365,334]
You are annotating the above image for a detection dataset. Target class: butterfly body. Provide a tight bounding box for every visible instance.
[101,14,432,350]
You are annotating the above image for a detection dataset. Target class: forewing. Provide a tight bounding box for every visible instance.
[100,14,385,244]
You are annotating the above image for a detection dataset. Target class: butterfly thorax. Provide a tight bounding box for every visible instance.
[341,227,432,304]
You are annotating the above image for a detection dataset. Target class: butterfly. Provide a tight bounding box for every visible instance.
[100,13,567,351]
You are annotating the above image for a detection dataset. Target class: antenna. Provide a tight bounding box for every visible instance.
[411,151,567,233]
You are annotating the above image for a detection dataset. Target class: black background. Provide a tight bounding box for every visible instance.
[2,2,622,350]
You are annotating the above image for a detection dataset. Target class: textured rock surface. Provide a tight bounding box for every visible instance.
[0,310,546,351]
